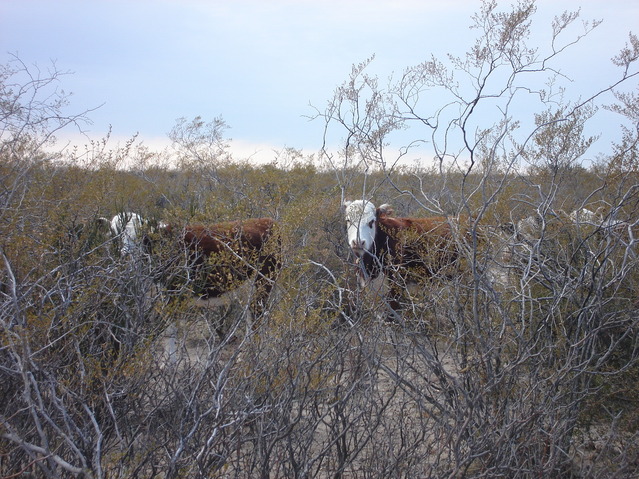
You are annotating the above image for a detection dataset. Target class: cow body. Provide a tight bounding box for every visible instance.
[569,207,601,225]
[497,209,614,288]
[344,200,461,315]
[158,217,280,320]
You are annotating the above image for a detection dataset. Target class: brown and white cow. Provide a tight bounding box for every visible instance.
[344,200,463,316]
[154,217,280,324]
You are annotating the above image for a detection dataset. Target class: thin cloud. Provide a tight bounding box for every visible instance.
[1,0,636,164]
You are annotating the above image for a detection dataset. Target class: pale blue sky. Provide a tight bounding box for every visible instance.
[1,0,637,163]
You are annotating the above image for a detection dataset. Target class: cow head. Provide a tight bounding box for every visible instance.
[103,212,146,256]
[344,200,393,257]
[344,200,377,257]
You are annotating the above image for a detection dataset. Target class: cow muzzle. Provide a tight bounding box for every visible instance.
[350,238,367,253]
[350,245,367,258]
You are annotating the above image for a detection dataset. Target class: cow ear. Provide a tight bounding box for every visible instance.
[343,200,352,209]
[378,204,393,216]
[96,217,111,231]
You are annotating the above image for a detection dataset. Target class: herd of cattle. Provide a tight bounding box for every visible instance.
[92,200,634,322]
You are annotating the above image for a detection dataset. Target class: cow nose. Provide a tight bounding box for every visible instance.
[351,239,365,250]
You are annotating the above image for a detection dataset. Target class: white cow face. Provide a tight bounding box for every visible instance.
[110,212,144,255]
[344,200,378,257]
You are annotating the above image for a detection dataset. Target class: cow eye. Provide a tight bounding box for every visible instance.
[368,219,375,229]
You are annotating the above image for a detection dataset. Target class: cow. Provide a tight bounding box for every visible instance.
[501,207,608,245]
[153,217,281,328]
[98,212,147,256]
[569,207,603,225]
[344,200,464,317]
[497,208,613,289]
[504,207,605,241]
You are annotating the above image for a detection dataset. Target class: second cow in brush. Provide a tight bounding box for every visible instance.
[152,217,280,323]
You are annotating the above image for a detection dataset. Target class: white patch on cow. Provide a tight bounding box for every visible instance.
[109,212,144,255]
[570,207,601,225]
[344,200,378,257]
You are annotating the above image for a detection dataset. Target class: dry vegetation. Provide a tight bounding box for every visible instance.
[2,1,639,477]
